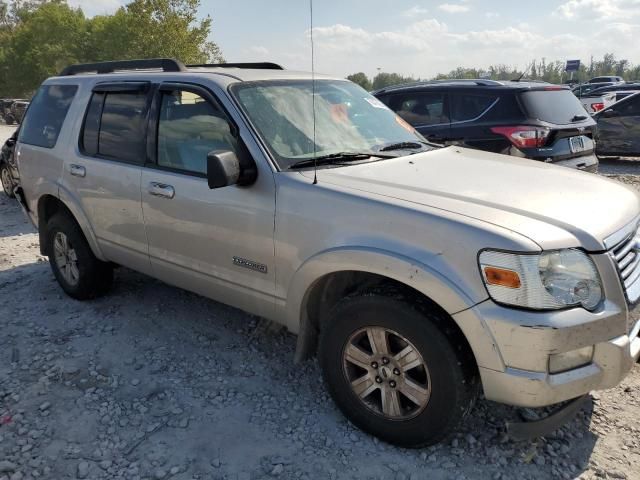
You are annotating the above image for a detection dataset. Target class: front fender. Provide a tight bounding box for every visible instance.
[285,246,484,335]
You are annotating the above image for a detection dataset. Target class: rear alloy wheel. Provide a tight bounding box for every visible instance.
[0,164,15,198]
[53,232,81,287]
[319,294,478,447]
[46,214,113,300]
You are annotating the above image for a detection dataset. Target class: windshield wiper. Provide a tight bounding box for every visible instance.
[571,114,588,122]
[288,152,396,170]
[378,141,426,152]
[378,142,438,152]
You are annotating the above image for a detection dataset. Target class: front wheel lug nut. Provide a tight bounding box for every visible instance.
[371,361,378,369]
[389,380,396,388]
[382,357,389,365]
[375,376,382,384]
[393,368,400,375]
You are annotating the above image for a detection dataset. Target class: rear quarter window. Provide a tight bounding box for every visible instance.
[519,90,592,125]
[19,84,78,148]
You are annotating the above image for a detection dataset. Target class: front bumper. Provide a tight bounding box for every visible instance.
[455,252,640,408]
[480,322,639,407]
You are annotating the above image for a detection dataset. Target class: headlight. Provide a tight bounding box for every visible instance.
[479,249,603,310]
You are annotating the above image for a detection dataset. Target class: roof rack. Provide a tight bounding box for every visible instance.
[59,58,186,76]
[186,62,284,70]
[372,78,505,94]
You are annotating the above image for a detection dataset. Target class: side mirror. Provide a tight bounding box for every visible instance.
[602,109,619,118]
[207,150,240,189]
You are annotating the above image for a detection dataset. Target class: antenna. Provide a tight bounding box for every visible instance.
[310,0,318,185]
[513,61,533,82]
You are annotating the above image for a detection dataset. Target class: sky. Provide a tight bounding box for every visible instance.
[69,0,640,79]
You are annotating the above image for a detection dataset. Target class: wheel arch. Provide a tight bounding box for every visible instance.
[287,247,483,366]
[37,191,105,260]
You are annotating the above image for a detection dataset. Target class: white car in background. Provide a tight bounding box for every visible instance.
[579,91,617,115]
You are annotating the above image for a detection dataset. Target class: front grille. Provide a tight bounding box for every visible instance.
[609,227,640,307]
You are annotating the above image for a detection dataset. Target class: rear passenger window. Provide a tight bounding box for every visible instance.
[156,89,238,175]
[385,92,448,126]
[450,94,497,122]
[19,84,77,149]
[614,96,640,117]
[80,90,149,163]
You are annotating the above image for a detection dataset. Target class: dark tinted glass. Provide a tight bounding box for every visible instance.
[99,92,148,163]
[450,94,497,122]
[81,93,104,156]
[520,90,591,124]
[157,90,237,175]
[386,92,448,126]
[613,95,640,116]
[19,84,77,148]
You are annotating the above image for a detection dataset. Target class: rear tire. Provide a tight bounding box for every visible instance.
[319,294,478,447]
[46,214,113,300]
[1,163,15,198]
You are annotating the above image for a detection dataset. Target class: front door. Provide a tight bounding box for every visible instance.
[140,83,276,317]
[379,91,450,143]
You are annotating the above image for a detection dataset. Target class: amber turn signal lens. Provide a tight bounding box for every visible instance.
[484,266,521,289]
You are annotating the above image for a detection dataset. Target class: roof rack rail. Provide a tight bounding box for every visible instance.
[186,62,284,70]
[59,58,187,76]
[373,78,505,94]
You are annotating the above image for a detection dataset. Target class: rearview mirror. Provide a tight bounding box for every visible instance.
[207,150,240,189]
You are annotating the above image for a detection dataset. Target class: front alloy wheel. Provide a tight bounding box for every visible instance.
[319,294,479,447]
[343,326,431,419]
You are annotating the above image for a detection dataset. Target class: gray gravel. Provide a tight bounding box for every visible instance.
[1,124,639,479]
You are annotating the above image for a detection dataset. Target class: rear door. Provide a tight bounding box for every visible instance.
[448,91,500,150]
[378,91,450,143]
[140,82,276,317]
[61,82,152,274]
[597,94,640,156]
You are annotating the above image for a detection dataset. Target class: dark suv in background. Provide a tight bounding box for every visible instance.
[374,80,599,172]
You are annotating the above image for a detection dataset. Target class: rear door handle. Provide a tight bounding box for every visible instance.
[148,182,175,199]
[69,164,86,178]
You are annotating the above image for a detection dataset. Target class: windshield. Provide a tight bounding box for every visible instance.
[231,80,427,169]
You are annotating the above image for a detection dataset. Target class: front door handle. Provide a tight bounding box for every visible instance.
[148,182,175,199]
[69,164,86,178]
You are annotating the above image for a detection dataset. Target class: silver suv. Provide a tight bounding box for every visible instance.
[15,59,640,447]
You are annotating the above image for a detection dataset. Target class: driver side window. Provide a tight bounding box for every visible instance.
[157,89,238,175]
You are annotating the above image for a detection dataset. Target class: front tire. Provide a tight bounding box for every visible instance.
[1,163,15,198]
[319,294,478,447]
[46,214,113,300]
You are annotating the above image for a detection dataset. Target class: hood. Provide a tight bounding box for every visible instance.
[311,147,640,251]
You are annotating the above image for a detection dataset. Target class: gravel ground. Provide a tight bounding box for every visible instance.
[1,123,639,480]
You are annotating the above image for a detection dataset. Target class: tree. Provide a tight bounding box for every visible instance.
[346,72,372,90]
[86,0,223,64]
[372,72,417,90]
[1,1,87,96]
[0,0,224,97]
